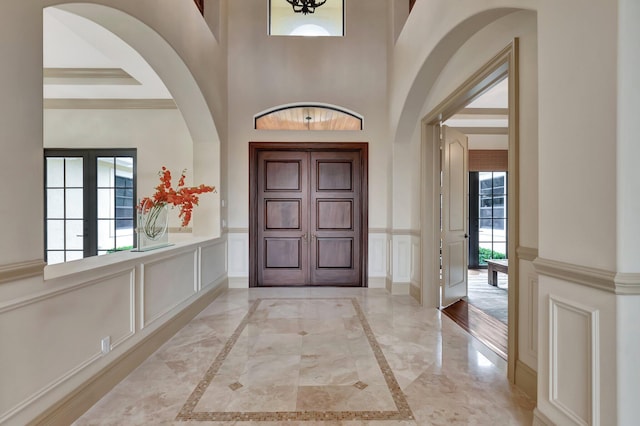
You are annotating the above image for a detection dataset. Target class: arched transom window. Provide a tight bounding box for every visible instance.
[255,105,363,131]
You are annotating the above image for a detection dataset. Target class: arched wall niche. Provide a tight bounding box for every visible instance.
[42,1,223,237]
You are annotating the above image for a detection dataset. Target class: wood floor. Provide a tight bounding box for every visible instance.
[441,298,508,360]
[440,268,508,359]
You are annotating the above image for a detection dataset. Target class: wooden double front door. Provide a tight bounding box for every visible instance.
[249,143,367,287]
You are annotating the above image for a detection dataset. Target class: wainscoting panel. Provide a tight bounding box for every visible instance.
[201,239,226,289]
[0,238,227,425]
[411,235,421,300]
[142,249,198,328]
[549,295,599,426]
[368,232,387,279]
[393,234,412,283]
[227,231,248,280]
[0,269,135,423]
[518,258,538,369]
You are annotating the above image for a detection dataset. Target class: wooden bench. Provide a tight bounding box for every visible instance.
[486,259,508,286]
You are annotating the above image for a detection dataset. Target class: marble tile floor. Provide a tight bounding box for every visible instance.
[74,288,534,425]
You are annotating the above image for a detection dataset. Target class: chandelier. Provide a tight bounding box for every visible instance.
[285,0,327,15]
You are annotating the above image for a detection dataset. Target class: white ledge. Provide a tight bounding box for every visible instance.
[44,236,222,282]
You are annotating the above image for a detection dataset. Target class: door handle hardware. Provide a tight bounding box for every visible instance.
[302,233,307,241]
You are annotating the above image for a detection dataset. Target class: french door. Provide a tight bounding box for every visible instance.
[44,149,136,264]
[250,143,367,287]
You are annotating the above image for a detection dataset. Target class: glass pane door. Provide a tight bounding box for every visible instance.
[469,171,508,267]
[45,157,85,264]
[97,156,135,254]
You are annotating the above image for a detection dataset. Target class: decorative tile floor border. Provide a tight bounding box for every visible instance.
[176,298,415,422]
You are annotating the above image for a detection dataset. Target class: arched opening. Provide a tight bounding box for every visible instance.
[43,4,220,266]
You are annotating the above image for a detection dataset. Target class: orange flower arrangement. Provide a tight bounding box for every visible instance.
[138,167,215,227]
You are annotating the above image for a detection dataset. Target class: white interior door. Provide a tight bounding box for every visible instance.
[441,125,469,307]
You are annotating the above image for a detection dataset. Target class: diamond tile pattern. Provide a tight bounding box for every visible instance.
[73,288,535,425]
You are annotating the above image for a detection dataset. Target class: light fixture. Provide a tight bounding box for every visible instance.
[285,0,327,15]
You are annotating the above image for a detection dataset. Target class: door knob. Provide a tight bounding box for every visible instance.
[464,234,468,239]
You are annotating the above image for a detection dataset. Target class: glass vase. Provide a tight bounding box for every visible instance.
[134,199,170,251]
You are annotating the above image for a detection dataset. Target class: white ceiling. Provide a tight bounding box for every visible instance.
[43,7,171,99]
[467,78,508,109]
[444,78,509,149]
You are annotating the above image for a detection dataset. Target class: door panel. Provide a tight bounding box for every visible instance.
[317,238,353,268]
[441,126,469,307]
[310,151,361,285]
[265,238,301,268]
[257,151,308,285]
[317,200,353,229]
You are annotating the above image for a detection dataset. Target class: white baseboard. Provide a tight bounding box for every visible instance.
[228,277,248,288]
[515,359,537,400]
[368,276,387,288]
[533,408,554,426]
[391,282,410,295]
[409,283,420,302]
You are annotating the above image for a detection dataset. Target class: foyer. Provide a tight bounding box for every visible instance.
[74,288,534,425]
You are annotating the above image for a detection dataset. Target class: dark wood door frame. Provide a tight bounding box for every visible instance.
[249,142,368,287]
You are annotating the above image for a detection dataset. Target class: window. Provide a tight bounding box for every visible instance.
[114,176,134,230]
[469,171,507,268]
[269,0,344,37]
[45,149,136,264]
[255,105,362,130]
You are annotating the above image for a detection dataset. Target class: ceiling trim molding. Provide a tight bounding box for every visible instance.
[43,68,141,85]
[44,99,177,110]
[459,108,508,116]
[450,126,508,135]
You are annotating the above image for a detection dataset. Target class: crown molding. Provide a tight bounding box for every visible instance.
[392,229,421,237]
[516,246,538,262]
[449,126,508,135]
[534,257,640,295]
[458,107,509,116]
[226,228,249,234]
[44,99,177,110]
[368,228,390,234]
[0,259,46,284]
[43,68,140,85]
